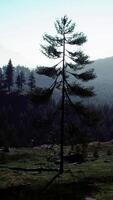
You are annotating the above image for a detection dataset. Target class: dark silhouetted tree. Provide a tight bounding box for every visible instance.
[37,15,96,173]
[5,59,14,92]
[28,71,36,91]
[0,68,3,90]
[0,67,7,91]
[0,68,3,81]
[15,71,26,92]
[20,71,26,91]
[15,73,21,92]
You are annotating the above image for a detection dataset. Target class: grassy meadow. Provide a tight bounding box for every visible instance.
[0,143,113,199]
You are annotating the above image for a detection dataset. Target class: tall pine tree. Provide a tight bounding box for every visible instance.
[36,15,96,173]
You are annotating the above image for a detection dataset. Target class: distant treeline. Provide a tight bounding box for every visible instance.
[0,59,113,148]
[0,90,113,147]
[0,59,37,93]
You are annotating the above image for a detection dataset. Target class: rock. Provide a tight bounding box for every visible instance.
[85,197,96,200]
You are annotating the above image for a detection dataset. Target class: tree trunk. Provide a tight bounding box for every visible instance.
[60,32,65,174]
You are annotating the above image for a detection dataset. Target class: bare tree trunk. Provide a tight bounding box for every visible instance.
[60,32,65,174]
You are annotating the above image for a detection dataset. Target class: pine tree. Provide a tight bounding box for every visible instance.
[0,68,3,80]
[20,71,26,91]
[5,59,14,92]
[0,68,3,90]
[0,67,7,91]
[28,71,36,92]
[15,71,26,92]
[36,15,96,174]
[15,73,21,92]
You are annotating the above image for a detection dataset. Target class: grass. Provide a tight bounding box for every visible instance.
[0,143,113,199]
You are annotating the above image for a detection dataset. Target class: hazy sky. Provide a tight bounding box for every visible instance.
[0,0,113,68]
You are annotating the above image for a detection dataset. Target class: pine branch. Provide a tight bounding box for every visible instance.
[76,69,96,81]
[37,66,58,78]
[53,60,63,68]
[49,75,59,90]
[66,32,87,45]
[71,56,92,65]
[67,50,93,65]
[37,60,62,78]
[65,79,95,97]
[66,69,96,81]
[41,45,62,59]
[67,50,83,57]
[64,88,88,115]
[55,20,63,35]
[31,78,57,104]
[55,80,62,89]
[66,62,84,71]
[43,34,63,47]
[64,87,75,106]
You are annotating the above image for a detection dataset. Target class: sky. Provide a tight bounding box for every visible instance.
[0,0,113,68]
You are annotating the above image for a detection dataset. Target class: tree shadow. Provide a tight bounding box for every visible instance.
[42,172,60,192]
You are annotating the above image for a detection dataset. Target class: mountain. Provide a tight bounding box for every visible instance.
[36,56,113,106]
[1,56,113,105]
[85,56,113,105]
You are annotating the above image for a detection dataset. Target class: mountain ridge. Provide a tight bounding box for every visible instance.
[1,56,113,105]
